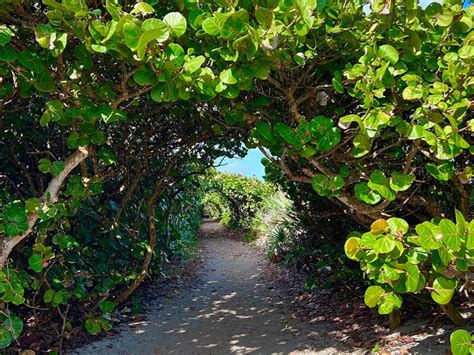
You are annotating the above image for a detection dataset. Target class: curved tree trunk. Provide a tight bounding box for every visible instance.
[114,193,161,305]
[0,146,90,268]
[114,156,179,305]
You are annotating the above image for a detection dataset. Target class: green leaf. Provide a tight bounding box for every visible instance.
[91,44,107,53]
[91,130,106,145]
[4,315,23,339]
[390,172,415,191]
[255,122,274,141]
[344,237,362,261]
[431,277,456,305]
[404,264,420,292]
[309,116,341,151]
[416,221,442,251]
[387,217,409,234]
[332,77,344,93]
[450,329,473,355]
[43,289,55,303]
[123,21,141,50]
[368,170,396,201]
[311,174,336,197]
[377,45,399,65]
[458,45,474,61]
[455,210,466,237]
[98,148,117,165]
[52,291,63,307]
[35,23,54,48]
[402,85,423,101]
[301,145,317,158]
[0,45,17,62]
[355,182,382,205]
[426,162,454,182]
[378,293,402,315]
[373,234,396,254]
[51,32,67,57]
[0,327,12,349]
[220,68,238,85]
[389,239,405,259]
[131,2,155,15]
[25,198,40,213]
[436,12,453,27]
[255,7,274,27]
[202,17,220,36]
[133,66,155,86]
[67,132,80,149]
[381,264,401,282]
[34,72,55,93]
[467,221,474,250]
[6,205,26,223]
[28,254,43,273]
[52,233,76,250]
[99,300,116,313]
[4,223,27,237]
[40,99,64,127]
[184,56,205,73]
[293,52,305,66]
[50,161,65,177]
[137,20,169,60]
[425,2,442,17]
[0,25,13,45]
[221,9,249,40]
[85,319,102,335]
[364,286,384,308]
[439,219,461,251]
[275,123,297,146]
[163,12,187,37]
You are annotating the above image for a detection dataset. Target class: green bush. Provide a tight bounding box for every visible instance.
[345,211,472,325]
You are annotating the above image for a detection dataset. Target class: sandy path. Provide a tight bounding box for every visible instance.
[73,220,349,354]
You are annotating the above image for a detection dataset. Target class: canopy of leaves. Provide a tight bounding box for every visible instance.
[0,0,472,350]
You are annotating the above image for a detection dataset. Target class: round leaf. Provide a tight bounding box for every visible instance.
[163,12,187,37]
[28,254,43,273]
[450,329,473,355]
[431,277,456,305]
[390,172,415,192]
[0,328,12,349]
[344,237,362,261]
[354,182,382,205]
[370,219,388,234]
[377,45,399,65]
[364,286,385,308]
[373,234,396,254]
[387,217,409,235]
[4,315,23,339]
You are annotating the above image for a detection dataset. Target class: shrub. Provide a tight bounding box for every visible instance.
[345,211,472,327]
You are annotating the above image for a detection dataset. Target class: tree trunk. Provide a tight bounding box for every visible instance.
[389,310,401,330]
[0,147,90,268]
[114,194,160,305]
[441,303,466,327]
[114,156,179,305]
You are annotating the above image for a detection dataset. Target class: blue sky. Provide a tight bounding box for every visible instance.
[217,0,470,179]
[216,149,265,179]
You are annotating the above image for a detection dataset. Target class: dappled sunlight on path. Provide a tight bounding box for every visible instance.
[74,220,350,354]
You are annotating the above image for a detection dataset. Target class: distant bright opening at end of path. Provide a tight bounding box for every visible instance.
[216,149,265,180]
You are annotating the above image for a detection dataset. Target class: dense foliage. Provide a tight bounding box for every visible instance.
[346,213,472,328]
[202,172,275,229]
[0,0,472,351]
